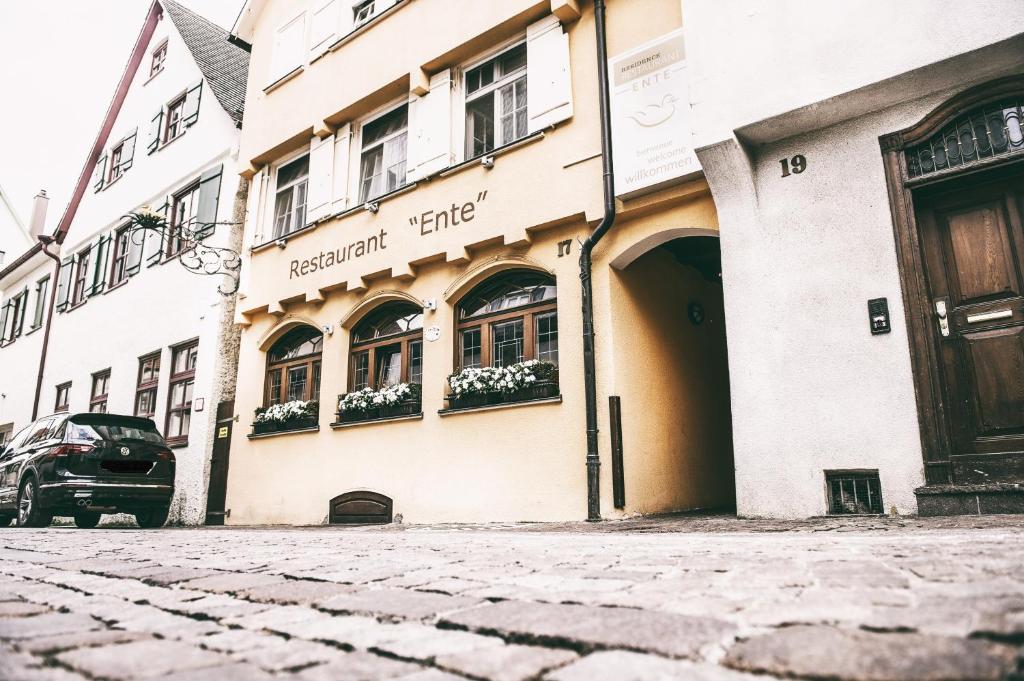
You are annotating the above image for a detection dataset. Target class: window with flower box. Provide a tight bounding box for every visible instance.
[256,327,322,434]
[338,303,422,424]
[448,270,559,410]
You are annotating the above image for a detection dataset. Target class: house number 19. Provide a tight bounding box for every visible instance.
[780,154,807,177]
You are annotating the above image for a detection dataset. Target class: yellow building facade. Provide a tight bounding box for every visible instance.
[225,0,735,524]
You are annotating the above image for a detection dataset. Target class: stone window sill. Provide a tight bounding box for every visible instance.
[438,395,562,417]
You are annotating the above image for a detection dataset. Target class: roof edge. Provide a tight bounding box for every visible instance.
[51,1,163,246]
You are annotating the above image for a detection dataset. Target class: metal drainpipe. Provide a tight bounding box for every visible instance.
[579,0,617,522]
[32,238,62,420]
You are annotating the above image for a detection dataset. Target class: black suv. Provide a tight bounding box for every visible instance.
[0,413,175,529]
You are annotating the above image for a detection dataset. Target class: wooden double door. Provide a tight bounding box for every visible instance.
[914,168,1024,483]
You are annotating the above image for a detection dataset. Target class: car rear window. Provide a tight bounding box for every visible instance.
[67,418,164,444]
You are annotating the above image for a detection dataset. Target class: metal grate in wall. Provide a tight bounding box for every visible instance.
[826,471,883,515]
[906,97,1024,178]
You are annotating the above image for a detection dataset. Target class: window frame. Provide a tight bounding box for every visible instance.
[352,0,376,27]
[455,271,557,370]
[31,276,49,330]
[164,93,187,143]
[348,304,424,392]
[271,150,310,239]
[165,340,198,446]
[90,369,111,413]
[134,351,161,419]
[357,100,409,204]
[462,39,528,161]
[150,39,168,77]
[55,382,71,412]
[71,248,91,307]
[109,225,132,286]
[166,182,200,258]
[265,327,323,406]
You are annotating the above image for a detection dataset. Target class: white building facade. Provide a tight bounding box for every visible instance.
[683,1,1024,516]
[0,0,249,525]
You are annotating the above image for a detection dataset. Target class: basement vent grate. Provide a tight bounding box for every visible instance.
[825,471,883,515]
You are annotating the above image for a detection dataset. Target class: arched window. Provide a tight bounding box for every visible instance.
[349,303,423,390]
[456,270,557,369]
[265,326,323,405]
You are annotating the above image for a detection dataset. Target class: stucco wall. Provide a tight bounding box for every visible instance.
[683,1,1024,516]
[0,258,53,436]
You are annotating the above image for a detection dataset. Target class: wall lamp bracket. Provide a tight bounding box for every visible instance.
[423,298,437,311]
[480,156,495,169]
[364,202,379,214]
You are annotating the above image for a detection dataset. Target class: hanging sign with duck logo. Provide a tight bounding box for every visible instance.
[610,28,700,199]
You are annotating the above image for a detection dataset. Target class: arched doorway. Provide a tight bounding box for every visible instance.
[610,233,736,514]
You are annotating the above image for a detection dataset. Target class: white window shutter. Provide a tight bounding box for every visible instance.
[91,155,107,192]
[376,0,398,13]
[331,124,352,213]
[407,69,452,182]
[246,169,266,244]
[526,15,573,133]
[307,135,335,223]
[269,13,306,85]
[309,0,339,58]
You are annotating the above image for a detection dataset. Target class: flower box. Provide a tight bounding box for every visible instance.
[337,399,421,424]
[446,379,559,410]
[252,400,319,436]
[251,416,319,435]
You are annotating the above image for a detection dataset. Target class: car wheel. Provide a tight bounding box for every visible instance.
[73,513,101,529]
[17,479,53,528]
[135,507,169,529]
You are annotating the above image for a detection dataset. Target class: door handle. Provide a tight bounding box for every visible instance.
[935,300,950,337]
[965,309,1013,324]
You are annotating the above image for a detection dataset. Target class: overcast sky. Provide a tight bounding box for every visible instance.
[0,0,244,232]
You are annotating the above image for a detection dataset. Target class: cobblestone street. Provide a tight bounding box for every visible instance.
[2,515,1023,680]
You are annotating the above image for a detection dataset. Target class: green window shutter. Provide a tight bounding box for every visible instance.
[147,109,164,154]
[15,289,28,337]
[91,154,107,192]
[182,80,203,127]
[121,130,138,172]
[0,300,10,344]
[55,258,73,311]
[89,235,111,296]
[194,165,223,240]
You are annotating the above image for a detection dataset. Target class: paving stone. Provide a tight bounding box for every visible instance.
[198,628,288,653]
[237,578,356,605]
[0,612,101,639]
[369,622,506,660]
[393,670,467,681]
[134,566,222,585]
[436,643,579,681]
[811,561,911,589]
[0,600,52,617]
[723,625,1018,680]
[295,651,425,681]
[232,637,345,671]
[319,588,481,620]
[225,604,333,631]
[443,600,736,659]
[156,663,279,681]
[57,639,231,679]
[178,572,287,594]
[169,593,272,619]
[14,628,149,654]
[545,651,758,681]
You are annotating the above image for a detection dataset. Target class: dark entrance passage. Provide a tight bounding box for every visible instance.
[612,234,736,514]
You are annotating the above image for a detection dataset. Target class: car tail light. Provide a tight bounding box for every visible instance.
[46,443,94,461]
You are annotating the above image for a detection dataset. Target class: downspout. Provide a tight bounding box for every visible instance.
[32,236,61,420]
[579,0,616,521]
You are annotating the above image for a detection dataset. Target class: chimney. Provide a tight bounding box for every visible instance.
[29,190,49,239]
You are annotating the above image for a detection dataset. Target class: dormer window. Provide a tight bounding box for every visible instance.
[151,40,168,77]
